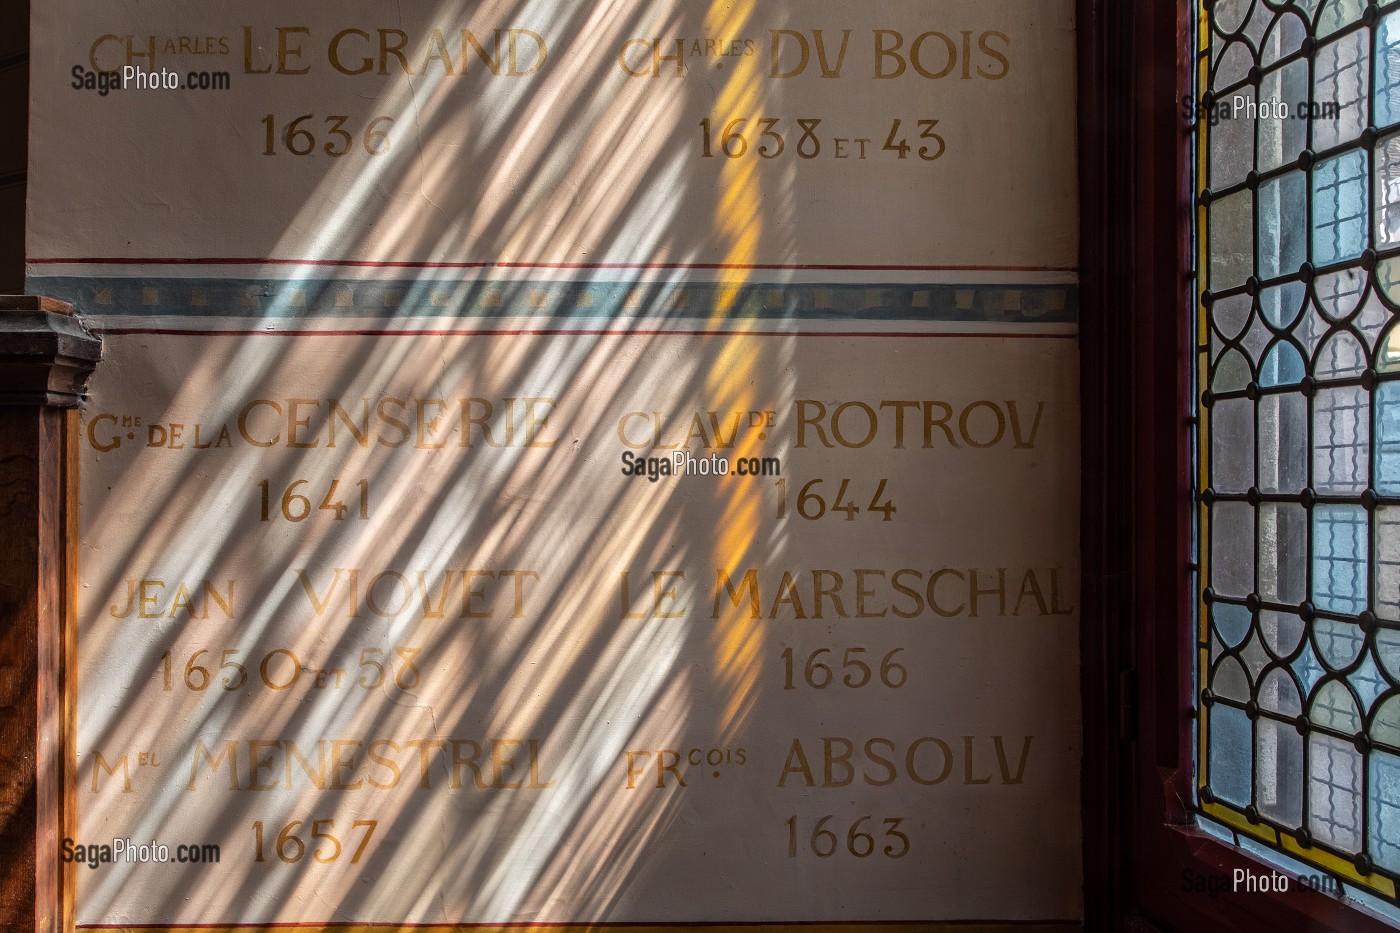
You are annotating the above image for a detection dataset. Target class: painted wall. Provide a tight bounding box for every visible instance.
[27,0,1082,925]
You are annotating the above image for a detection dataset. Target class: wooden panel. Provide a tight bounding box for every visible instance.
[0,63,27,178]
[0,0,28,62]
[0,0,26,291]
[0,406,64,933]
[0,184,25,293]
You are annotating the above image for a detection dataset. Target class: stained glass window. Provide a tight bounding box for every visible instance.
[1196,0,1400,904]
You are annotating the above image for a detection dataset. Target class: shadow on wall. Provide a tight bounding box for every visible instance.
[59,0,790,923]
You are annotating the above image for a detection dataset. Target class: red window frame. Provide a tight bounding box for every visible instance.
[1080,1,1400,928]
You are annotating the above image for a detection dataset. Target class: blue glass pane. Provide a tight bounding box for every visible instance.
[1319,0,1364,39]
[1258,394,1308,493]
[1262,609,1306,658]
[1260,281,1307,329]
[1293,638,1327,699]
[1213,502,1256,597]
[1313,386,1369,494]
[1375,696,1400,748]
[1371,751,1400,873]
[1257,718,1304,825]
[1313,150,1369,265]
[1311,678,1363,732]
[1214,602,1252,648]
[1209,704,1253,807]
[1259,341,1305,386]
[1260,59,1309,170]
[1260,668,1303,716]
[1213,348,1253,392]
[1379,383,1400,494]
[1260,504,1308,603]
[1312,29,1368,150]
[1350,651,1387,713]
[1309,734,1363,850]
[1260,172,1307,278]
[1315,617,1366,669]
[1379,133,1400,250]
[1378,12,1400,127]
[1214,656,1252,701]
[1377,507,1400,621]
[1313,505,1369,614]
[1378,626,1400,680]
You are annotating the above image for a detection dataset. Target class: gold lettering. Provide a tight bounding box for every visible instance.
[366,740,402,789]
[249,740,280,790]
[490,739,524,789]
[713,568,760,619]
[618,38,651,76]
[812,570,847,619]
[378,29,412,75]
[331,740,364,789]
[421,28,456,75]
[978,31,1011,79]
[286,742,328,789]
[287,398,321,448]
[464,29,503,74]
[92,751,132,793]
[239,399,282,447]
[277,26,312,75]
[328,398,370,448]
[854,569,887,618]
[777,739,814,787]
[415,399,447,448]
[90,35,126,72]
[450,740,485,789]
[873,30,905,79]
[769,571,807,619]
[188,741,239,791]
[328,28,373,75]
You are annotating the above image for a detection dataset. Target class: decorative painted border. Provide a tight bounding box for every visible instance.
[26,277,1078,327]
